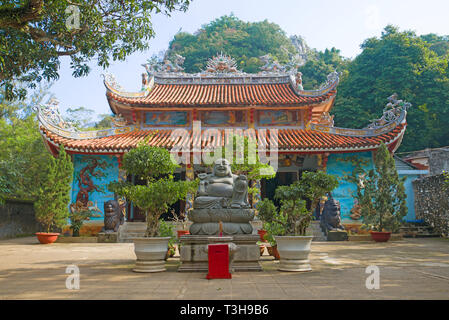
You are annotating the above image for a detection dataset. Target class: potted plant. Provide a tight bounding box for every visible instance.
[256,198,277,242]
[158,220,176,259]
[265,171,339,271]
[356,143,407,242]
[109,143,197,272]
[34,146,73,244]
[170,212,190,238]
[263,211,284,260]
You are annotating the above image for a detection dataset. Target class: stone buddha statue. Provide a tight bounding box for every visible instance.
[189,158,254,235]
[194,159,250,209]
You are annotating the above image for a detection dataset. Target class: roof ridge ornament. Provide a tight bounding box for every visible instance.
[294,71,340,97]
[365,93,411,129]
[204,52,242,74]
[161,54,185,73]
[259,54,286,73]
[320,71,340,90]
[36,98,78,132]
[103,73,125,92]
[142,54,185,75]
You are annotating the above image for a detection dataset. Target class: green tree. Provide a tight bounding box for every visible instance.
[0,0,191,100]
[108,143,198,237]
[357,143,407,232]
[333,25,449,152]
[34,145,74,233]
[299,48,349,90]
[94,113,114,129]
[264,171,339,237]
[167,14,296,73]
[0,83,53,202]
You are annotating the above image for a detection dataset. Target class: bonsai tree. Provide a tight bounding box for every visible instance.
[257,198,277,225]
[263,170,339,238]
[356,143,407,232]
[108,143,198,237]
[34,145,74,233]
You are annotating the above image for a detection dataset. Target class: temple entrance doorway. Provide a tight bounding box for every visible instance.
[261,171,298,207]
[260,155,318,207]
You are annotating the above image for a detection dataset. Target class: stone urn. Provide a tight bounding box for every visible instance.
[274,236,313,272]
[132,237,171,273]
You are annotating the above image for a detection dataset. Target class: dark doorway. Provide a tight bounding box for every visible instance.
[261,171,298,207]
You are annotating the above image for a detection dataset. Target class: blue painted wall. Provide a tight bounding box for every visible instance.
[398,173,418,221]
[326,152,374,222]
[70,154,119,222]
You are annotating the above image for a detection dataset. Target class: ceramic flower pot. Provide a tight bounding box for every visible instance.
[132,237,171,273]
[257,229,268,242]
[266,244,280,260]
[36,232,60,244]
[177,230,190,238]
[370,231,391,242]
[274,236,313,272]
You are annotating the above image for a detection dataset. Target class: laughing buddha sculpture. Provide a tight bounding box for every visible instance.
[189,159,254,235]
[194,159,250,209]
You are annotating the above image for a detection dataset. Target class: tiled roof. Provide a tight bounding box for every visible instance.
[40,123,406,154]
[107,83,336,107]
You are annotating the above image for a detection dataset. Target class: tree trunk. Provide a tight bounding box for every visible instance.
[145,211,159,237]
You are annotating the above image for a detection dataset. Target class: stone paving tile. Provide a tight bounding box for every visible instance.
[1,237,449,299]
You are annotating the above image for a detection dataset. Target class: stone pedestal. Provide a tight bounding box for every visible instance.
[188,208,255,235]
[327,230,348,241]
[97,232,118,243]
[178,234,262,272]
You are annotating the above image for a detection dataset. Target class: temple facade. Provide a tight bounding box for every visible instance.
[37,54,410,235]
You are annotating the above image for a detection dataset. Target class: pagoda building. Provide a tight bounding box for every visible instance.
[37,54,409,235]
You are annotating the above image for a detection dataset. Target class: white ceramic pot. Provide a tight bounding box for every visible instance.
[132,237,171,273]
[274,235,313,272]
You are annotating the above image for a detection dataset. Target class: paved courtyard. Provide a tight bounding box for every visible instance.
[0,237,448,299]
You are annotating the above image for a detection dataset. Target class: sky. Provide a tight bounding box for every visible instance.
[49,0,449,120]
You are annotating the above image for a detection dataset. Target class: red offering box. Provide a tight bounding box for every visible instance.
[206,244,232,279]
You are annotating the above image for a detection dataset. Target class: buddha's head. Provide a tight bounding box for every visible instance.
[213,158,232,177]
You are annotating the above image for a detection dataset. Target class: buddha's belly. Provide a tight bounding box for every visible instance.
[207,183,233,197]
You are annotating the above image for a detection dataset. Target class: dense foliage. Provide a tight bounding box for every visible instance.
[167,14,297,73]
[108,143,198,237]
[355,143,407,232]
[263,171,339,238]
[0,0,191,100]
[333,26,449,152]
[34,145,73,233]
[0,84,53,203]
